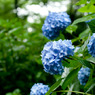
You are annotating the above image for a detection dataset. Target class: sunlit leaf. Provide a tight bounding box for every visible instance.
[76,0,87,5]
[70,56,93,69]
[87,19,95,33]
[46,78,64,95]
[85,78,95,90]
[79,28,90,39]
[66,25,78,34]
[87,57,95,64]
[78,3,95,13]
[62,68,79,90]
[77,34,90,53]
[72,14,95,25]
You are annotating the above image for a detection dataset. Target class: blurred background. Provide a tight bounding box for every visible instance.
[0,0,86,95]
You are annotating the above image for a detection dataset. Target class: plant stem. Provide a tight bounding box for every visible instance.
[54,90,92,95]
[14,0,18,16]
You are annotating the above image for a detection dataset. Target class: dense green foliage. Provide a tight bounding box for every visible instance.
[0,0,55,95]
[0,0,95,95]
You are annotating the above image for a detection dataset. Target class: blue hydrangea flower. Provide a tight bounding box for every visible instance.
[78,67,90,85]
[42,12,71,40]
[85,19,95,23]
[87,33,95,57]
[85,20,91,23]
[41,39,74,75]
[30,83,49,95]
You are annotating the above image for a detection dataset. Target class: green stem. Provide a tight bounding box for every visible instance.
[72,37,80,43]
[14,0,18,16]
[54,90,92,95]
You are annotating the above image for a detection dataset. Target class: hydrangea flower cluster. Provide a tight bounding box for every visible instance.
[30,83,49,95]
[78,67,90,85]
[42,12,71,40]
[41,39,74,75]
[87,33,95,57]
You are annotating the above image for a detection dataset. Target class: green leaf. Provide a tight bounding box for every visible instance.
[51,92,57,95]
[62,68,79,90]
[73,57,93,69]
[8,27,21,34]
[91,0,95,4]
[87,57,95,64]
[72,14,95,25]
[85,78,95,90]
[78,3,95,13]
[87,19,95,33]
[76,0,87,5]
[6,93,12,95]
[63,59,81,68]
[54,90,92,95]
[13,89,21,94]
[78,59,93,69]
[77,34,90,53]
[85,84,95,93]
[46,78,64,95]
[67,83,74,95]
[66,25,78,34]
[79,28,90,39]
